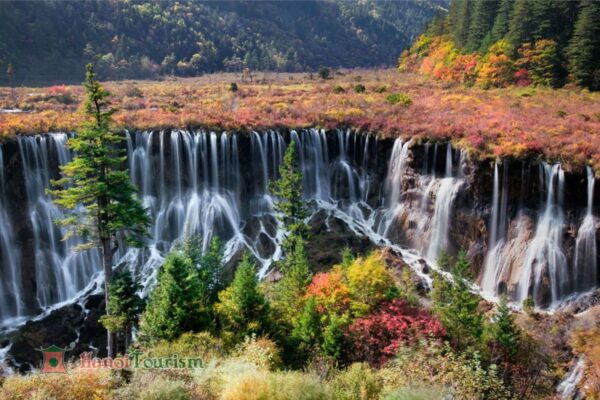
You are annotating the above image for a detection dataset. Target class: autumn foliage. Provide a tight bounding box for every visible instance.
[346,299,445,367]
[1,69,600,173]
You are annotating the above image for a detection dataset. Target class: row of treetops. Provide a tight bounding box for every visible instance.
[0,68,599,174]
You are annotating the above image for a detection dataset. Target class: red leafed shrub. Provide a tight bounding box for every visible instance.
[345,299,445,367]
[514,68,531,87]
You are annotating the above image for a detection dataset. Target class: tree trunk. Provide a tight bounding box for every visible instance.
[102,237,114,358]
[125,323,130,352]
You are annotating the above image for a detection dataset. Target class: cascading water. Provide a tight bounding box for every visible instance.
[0,147,23,320]
[18,135,101,315]
[481,161,509,297]
[573,166,597,291]
[0,130,598,330]
[516,163,569,305]
[0,129,384,326]
[425,143,463,263]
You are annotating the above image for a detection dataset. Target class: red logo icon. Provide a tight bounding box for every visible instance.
[37,344,72,373]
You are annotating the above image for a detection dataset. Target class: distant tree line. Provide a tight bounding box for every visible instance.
[0,0,446,84]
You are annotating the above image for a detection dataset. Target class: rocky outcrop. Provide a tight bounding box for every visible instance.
[4,294,106,373]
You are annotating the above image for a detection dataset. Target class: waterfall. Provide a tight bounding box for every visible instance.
[383,139,410,207]
[425,143,462,263]
[482,161,509,296]
[573,166,597,291]
[557,358,585,400]
[0,129,380,326]
[0,147,24,320]
[15,135,101,315]
[517,163,569,305]
[1,130,598,328]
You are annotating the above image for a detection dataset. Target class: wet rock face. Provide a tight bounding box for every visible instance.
[5,294,107,373]
[389,144,599,306]
[307,210,374,271]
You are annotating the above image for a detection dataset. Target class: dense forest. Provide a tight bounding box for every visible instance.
[0,0,446,84]
[400,0,600,90]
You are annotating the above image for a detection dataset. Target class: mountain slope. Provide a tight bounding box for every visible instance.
[0,0,446,84]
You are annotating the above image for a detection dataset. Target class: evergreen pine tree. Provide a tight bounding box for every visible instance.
[99,270,144,353]
[269,139,308,260]
[51,64,150,356]
[291,296,322,361]
[139,251,205,342]
[278,238,312,307]
[489,294,520,360]
[566,0,600,89]
[341,247,355,270]
[200,236,225,303]
[466,0,499,52]
[507,0,535,48]
[215,253,270,341]
[490,0,514,43]
[432,250,484,351]
[531,0,573,44]
[449,0,473,48]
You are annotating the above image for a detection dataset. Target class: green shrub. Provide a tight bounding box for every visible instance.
[318,67,331,80]
[354,84,366,93]
[329,363,383,400]
[385,93,412,106]
[201,362,329,400]
[229,82,238,92]
[333,85,345,93]
[138,378,189,400]
[523,296,535,314]
[235,335,282,370]
[382,340,511,400]
[383,387,447,400]
[375,86,387,93]
[141,331,226,362]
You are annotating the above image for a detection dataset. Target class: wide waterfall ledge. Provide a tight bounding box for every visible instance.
[0,129,598,330]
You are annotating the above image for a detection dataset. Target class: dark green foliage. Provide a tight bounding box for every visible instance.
[291,296,322,362]
[278,238,312,308]
[354,84,366,93]
[432,250,484,352]
[490,0,513,43]
[139,251,206,342]
[318,67,331,80]
[449,0,472,48]
[51,64,149,356]
[321,313,349,361]
[0,1,444,84]
[229,82,238,92]
[269,140,308,257]
[487,294,520,360]
[516,40,565,87]
[466,0,498,52]
[567,0,600,89]
[176,235,225,304]
[385,92,412,106]
[507,0,535,48]
[99,270,144,352]
[435,0,599,89]
[51,64,150,253]
[215,253,270,341]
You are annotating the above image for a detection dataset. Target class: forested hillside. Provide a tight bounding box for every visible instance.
[400,0,600,90]
[0,0,445,84]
